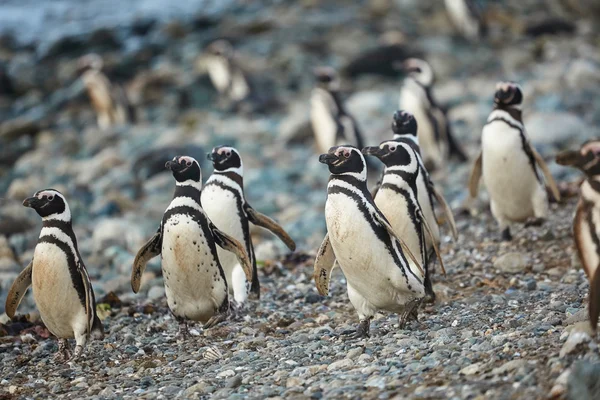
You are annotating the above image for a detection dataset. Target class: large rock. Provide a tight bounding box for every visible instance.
[567,361,600,400]
[494,252,530,274]
[525,112,596,146]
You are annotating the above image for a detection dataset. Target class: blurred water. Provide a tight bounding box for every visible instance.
[0,0,234,46]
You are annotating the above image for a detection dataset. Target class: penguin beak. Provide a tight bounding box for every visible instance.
[318,153,338,165]
[207,152,225,164]
[555,150,582,168]
[22,197,38,208]
[165,160,184,172]
[362,146,384,158]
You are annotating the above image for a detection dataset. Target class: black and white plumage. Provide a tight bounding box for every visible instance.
[131,156,253,336]
[398,58,467,171]
[310,67,365,155]
[556,140,600,332]
[5,189,104,362]
[363,140,445,303]
[444,0,487,41]
[314,145,425,338]
[201,146,296,303]
[78,53,135,129]
[200,40,251,103]
[469,82,560,240]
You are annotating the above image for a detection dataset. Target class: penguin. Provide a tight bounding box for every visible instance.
[314,145,426,338]
[363,140,445,303]
[78,53,135,129]
[444,0,487,41]
[310,67,366,155]
[468,82,561,241]
[556,140,600,333]
[5,189,104,362]
[130,156,253,336]
[201,146,296,303]
[398,58,468,171]
[200,39,251,103]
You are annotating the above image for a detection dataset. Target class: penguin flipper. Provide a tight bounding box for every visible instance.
[245,205,296,251]
[530,146,561,202]
[417,211,446,276]
[211,224,253,283]
[431,185,458,240]
[590,266,600,333]
[5,260,33,320]
[131,230,162,293]
[77,262,94,335]
[313,233,336,296]
[468,151,483,198]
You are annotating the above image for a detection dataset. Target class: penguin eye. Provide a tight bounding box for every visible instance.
[226,152,231,157]
[343,151,350,158]
[389,145,397,152]
[47,195,54,201]
[186,161,192,167]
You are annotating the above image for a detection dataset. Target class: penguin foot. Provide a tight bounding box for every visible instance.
[203,310,229,330]
[177,320,189,341]
[347,318,372,340]
[524,217,545,227]
[229,301,245,320]
[501,227,512,241]
[399,299,422,329]
[71,345,84,361]
[53,339,72,363]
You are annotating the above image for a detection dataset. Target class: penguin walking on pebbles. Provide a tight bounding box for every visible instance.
[310,67,365,155]
[131,156,253,336]
[363,139,446,303]
[201,146,296,303]
[398,58,467,171]
[5,189,104,362]
[78,53,135,129]
[314,145,425,338]
[468,82,561,241]
[556,140,600,333]
[444,0,487,41]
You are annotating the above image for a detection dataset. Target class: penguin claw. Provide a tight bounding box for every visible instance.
[524,217,545,228]
[54,339,72,363]
[501,227,512,241]
[203,311,229,330]
[399,299,422,329]
[345,318,372,340]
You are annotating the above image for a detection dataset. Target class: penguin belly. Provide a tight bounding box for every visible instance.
[482,122,544,222]
[206,58,231,93]
[325,194,423,313]
[400,88,443,169]
[201,185,249,302]
[577,185,600,279]
[311,89,338,154]
[32,243,87,339]
[161,215,227,323]
[375,187,423,265]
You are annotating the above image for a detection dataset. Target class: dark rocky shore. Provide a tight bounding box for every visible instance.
[1,0,600,398]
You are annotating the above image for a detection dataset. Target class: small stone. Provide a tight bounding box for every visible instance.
[286,377,304,388]
[567,360,600,400]
[560,330,592,358]
[494,252,530,273]
[184,381,209,396]
[565,309,589,325]
[346,347,364,360]
[524,279,537,291]
[327,358,354,371]
[532,263,545,273]
[225,375,242,389]
[460,362,485,376]
[217,370,236,379]
[491,359,527,376]
[365,376,386,389]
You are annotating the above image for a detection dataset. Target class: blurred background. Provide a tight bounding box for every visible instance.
[0,0,599,309]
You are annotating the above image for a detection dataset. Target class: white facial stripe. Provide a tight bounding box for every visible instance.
[582,142,600,155]
[178,156,197,166]
[167,196,204,213]
[176,180,203,191]
[39,227,79,263]
[217,147,234,155]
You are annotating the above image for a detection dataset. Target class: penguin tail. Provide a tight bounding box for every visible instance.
[91,315,105,340]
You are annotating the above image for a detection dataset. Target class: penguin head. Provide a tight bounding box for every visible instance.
[319,145,367,180]
[23,189,71,221]
[556,140,600,176]
[165,156,202,183]
[313,66,340,91]
[494,81,523,109]
[207,146,243,174]
[362,141,414,169]
[77,53,103,74]
[391,110,418,137]
[206,39,234,59]
[401,58,434,87]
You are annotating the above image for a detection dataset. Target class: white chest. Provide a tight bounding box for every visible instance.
[206,58,231,93]
[311,89,338,153]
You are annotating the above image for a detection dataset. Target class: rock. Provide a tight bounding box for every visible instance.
[560,330,592,358]
[550,369,571,398]
[494,252,530,273]
[147,285,165,301]
[567,361,600,400]
[225,375,242,389]
[460,362,485,376]
[216,370,235,379]
[566,59,600,89]
[491,359,527,376]
[327,359,354,372]
[365,376,386,389]
[565,309,589,325]
[525,112,595,146]
[184,381,210,396]
[0,118,39,141]
[286,377,304,388]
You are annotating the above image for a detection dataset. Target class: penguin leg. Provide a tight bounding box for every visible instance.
[399,298,423,329]
[72,330,88,361]
[524,217,546,227]
[203,298,230,330]
[351,317,372,339]
[347,284,376,339]
[528,185,549,227]
[177,318,189,341]
[54,339,72,363]
[491,201,512,241]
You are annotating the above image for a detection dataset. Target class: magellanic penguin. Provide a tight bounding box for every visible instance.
[468,82,561,241]
[131,156,253,336]
[5,189,104,362]
[444,0,487,41]
[78,53,135,130]
[314,145,426,338]
[201,146,296,303]
[398,58,468,171]
[556,140,600,333]
[199,40,251,103]
[310,67,365,156]
[363,139,446,303]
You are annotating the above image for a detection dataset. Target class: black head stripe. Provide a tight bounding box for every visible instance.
[326,146,366,176]
[494,82,523,108]
[212,146,242,172]
[392,110,418,136]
